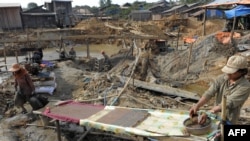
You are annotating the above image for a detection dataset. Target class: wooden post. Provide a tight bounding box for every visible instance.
[86,39,90,58]
[60,36,63,51]
[221,94,227,141]
[37,31,41,49]
[230,16,236,43]
[186,43,194,74]
[15,50,19,63]
[202,8,207,36]
[176,27,180,50]
[55,120,62,141]
[3,47,7,70]
[131,40,134,56]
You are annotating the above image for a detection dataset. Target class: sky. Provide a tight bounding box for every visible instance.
[3,0,160,8]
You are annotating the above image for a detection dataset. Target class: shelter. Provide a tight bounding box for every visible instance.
[0,3,22,30]
[22,6,57,29]
[224,5,250,19]
[130,10,152,21]
[203,0,250,9]
[162,5,189,16]
[44,0,75,27]
[201,0,250,36]
[148,0,170,14]
[73,8,94,21]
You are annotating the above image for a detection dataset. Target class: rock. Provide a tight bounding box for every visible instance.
[4,115,29,128]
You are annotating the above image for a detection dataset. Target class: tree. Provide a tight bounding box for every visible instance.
[27,2,38,9]
[106,0,112,6]
[99,0,106,8]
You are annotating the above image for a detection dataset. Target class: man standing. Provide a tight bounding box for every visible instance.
[9,63,35,114]
[190,55,250,125]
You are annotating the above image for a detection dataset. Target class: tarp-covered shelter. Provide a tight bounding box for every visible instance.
[224,5,250,19]
[200,0,250,36]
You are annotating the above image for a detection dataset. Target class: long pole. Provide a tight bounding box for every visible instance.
[3,47,7,70]
[202,8,207,36]
[176,27,180,50]
[186,43,194,74]
[86,39,90,58]
[221,94,227,141]
[230,16,236,43]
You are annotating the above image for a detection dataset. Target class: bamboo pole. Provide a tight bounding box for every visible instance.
[176,27,180,50]
[221,94,227,141]
[3,47,7,70]
[86,39,90,58]
[202,8,207,36]
[186,43,194,74]
[15,50,19,63]
[230,16,236,43]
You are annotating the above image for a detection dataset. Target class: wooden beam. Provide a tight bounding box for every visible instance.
[0,35,168,43]
[55,120,62,141]
[117,76,200,101]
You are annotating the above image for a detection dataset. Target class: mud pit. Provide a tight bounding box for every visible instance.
[1,17,250,141]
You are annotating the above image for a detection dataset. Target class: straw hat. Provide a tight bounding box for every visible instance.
[221,55,247,74]
[9,63,21,72]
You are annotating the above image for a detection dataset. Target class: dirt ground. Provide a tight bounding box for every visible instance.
[1,16,250,141]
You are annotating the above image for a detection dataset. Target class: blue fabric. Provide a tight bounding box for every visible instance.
[224,5,250,19]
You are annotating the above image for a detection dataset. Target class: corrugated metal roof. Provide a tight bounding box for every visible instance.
[162,5,187,13]
[22,13,56,16]
[131,10,152,14]
[191,9,205,17]
[203,0,250,7]
[0,3,21,8]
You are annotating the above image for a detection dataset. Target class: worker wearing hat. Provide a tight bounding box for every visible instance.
[190,55,250,124]
[9,63,35,114]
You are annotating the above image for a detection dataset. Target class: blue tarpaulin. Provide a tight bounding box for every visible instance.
[224,5,250,19]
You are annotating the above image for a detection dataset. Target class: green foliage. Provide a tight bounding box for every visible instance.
[99,0,112,7]
[99,0,106,8]
[27,2,38,9]
[105,5,120,16]
[106,0,112,6]
[76,1,157,19]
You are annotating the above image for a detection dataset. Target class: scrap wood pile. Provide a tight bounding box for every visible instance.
[74,73,192,110]
[0,90,14,115]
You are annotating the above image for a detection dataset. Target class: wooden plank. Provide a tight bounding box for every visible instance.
[118,76,200,101]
